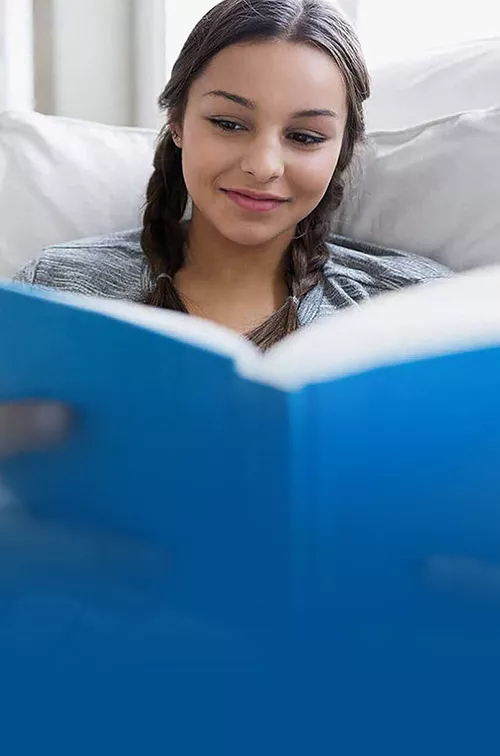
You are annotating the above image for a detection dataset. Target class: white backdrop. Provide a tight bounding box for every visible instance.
[137,0,358,128]
[163,0,358,75]
[160,0,500,80]
[0,0,34,112]
[1,0,499,125]
[358,0,500,66]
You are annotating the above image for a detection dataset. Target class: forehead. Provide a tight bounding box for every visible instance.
[189,40,347,117]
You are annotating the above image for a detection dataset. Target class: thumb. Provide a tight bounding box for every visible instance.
[0,402,71,457]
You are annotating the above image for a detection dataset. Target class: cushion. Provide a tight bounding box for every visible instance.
[0,111,156,277]
[335,105,500,272]
[365,36,500,131]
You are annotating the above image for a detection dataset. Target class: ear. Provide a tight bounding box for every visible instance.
[171,131,182,148]
[169,119,183,148]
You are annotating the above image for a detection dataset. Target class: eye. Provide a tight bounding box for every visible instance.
[289,132,326,146]
[208,118,245,133]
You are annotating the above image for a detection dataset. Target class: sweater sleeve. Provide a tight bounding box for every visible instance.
[11,258,40,285]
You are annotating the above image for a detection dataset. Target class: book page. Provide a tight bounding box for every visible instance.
[243,264,500,390]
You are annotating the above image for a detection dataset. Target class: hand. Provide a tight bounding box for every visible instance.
[0,401,71,457]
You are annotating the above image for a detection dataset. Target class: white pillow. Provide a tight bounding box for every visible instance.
[365,37,500,132]
[2,40,499,283]
[336,105,500,272]
[0,111,156,277]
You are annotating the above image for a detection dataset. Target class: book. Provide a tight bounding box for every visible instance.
[1,268,500,755]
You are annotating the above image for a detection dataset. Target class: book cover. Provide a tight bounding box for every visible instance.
[1,273,500,754]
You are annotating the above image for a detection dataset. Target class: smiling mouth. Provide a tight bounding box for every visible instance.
[221,189,289,213]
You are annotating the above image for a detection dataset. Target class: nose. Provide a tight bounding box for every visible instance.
[239,134,285,182]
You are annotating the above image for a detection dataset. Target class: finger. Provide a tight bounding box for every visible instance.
[0,402,72,457]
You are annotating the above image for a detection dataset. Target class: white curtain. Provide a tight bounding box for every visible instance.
[0,0,34,112]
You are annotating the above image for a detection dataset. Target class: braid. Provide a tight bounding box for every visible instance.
[247,137,353,352]
[139,0,370,350]
[141,125,188,310]
[140,122,358,352]
[245,232,329,352]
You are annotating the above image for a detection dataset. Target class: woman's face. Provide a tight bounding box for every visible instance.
[174,40,348,248]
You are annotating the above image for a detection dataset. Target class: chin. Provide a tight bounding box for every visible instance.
[214,218,290,248]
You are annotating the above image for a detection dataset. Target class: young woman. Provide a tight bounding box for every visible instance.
[5,0,449,455]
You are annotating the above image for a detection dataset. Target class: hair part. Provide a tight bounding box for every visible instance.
[141,0,370,350]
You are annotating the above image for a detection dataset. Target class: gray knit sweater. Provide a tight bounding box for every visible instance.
[13,229,451,328]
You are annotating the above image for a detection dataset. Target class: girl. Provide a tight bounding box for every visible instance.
[5,0,449,454]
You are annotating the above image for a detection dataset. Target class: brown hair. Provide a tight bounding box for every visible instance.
[141,0,370,350]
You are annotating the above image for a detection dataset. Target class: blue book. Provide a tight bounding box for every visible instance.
[1,272,500,755]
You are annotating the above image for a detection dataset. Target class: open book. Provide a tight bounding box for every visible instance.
[1,269,500,755]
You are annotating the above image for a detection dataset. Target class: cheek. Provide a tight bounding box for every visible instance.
[180,131,233,195]
[181,148,209,197]
[290,144,343,200]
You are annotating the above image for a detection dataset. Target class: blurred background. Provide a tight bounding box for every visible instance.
[1,0,499,128]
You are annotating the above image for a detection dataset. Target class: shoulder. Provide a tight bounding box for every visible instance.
[300,235,452,325]
[323,234,451,305]
[12,229,150,301]
[324,235,451,289]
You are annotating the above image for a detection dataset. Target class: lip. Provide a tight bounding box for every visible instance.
[221,188,289,214]
[224,188,289,202]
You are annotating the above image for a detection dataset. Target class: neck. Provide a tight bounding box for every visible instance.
[185,209,293,283]
[172,208,294,333]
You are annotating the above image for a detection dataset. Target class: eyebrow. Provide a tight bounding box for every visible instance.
[202,89,340,119]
